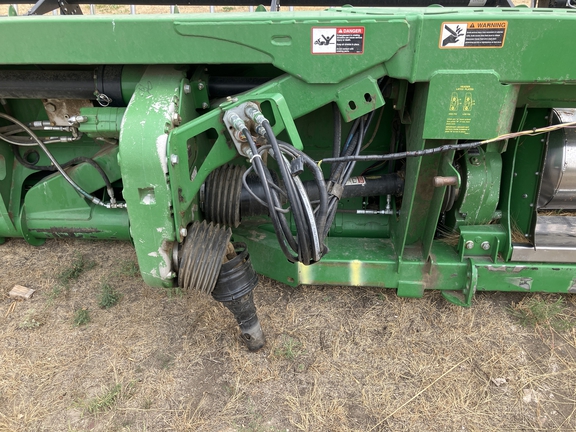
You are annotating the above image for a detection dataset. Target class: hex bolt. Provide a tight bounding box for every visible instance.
[179,227,188,238]
[183,84,191,94]
[481,241,490,251]
[170,154,179,165]
[197,82,205,91]
[522,194,528,199]
[172,112,181,126]
[202,102,209,109]
[465,241,474,250]
[469,156,480,166]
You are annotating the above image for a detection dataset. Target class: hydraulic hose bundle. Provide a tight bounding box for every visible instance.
[240,114,328,265]
[0,112,125,209]
[226,102,380,265]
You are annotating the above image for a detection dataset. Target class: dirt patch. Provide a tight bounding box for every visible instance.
[1,238,576,431]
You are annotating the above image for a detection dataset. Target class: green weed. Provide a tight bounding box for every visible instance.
[509,296,575,331]
[73,308,90,326]
[83,383,122,414]
[56,254,96,288]
[98,283,122,309]
[165,287,184,298]
[274,335,303,361]
[19,309,42,329]
[118,259,140,278]
[48,254,96,304]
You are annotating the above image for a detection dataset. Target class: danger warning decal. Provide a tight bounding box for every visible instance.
[439,21,507,49]
[312,27,364,54]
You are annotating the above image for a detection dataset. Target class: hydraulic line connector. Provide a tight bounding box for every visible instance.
[223,110,248,145]
[244,102,266,136]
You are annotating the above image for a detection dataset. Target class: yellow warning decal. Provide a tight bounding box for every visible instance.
[439,21,507,49]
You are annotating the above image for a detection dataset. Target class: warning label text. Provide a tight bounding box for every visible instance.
[312,27,365,54]
[439,21,507,49]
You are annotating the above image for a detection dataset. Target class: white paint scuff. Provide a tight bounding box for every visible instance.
[156,134,168,174]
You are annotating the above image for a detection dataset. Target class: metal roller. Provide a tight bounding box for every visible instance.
[538,109,576,210]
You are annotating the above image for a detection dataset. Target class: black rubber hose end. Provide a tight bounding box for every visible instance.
[221,292,266,352]
[212,242,266,352]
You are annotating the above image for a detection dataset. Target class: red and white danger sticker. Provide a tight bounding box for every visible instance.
[345,176,366,186]
[311,27,364,55]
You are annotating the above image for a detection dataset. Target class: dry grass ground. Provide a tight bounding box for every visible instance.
[1,238,576,431]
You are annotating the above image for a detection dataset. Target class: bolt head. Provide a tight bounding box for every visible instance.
[170,154,179,165]
[179,228,187,238]
[197,82,205,91]
[465,241,475,250]
[201,102,209,109]
[172,112,181,126]
[183,84,191,94]
[469,156,480,166]
[481,241,490,251]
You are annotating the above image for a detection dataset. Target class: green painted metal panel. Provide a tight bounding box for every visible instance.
[0,7,575,306]
[118,65,184,287]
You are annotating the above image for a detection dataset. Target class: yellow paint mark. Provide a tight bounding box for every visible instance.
[298,262,313,285]
[350,260,362,286]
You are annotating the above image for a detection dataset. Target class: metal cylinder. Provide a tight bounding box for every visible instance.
[538,109,576,210]
[0,66,124,106]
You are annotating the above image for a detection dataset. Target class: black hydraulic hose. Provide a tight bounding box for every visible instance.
[331,103,341,178]
[12,147,116,202]
[274,142,328,243]
[323,113,373,238]
[243,128,299,263]
[319,140,495,164]
[0,112,124,208]
[330,118,360,185]
[262,120,312,264]
[342,115,369,184]
[240,173,402,212]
